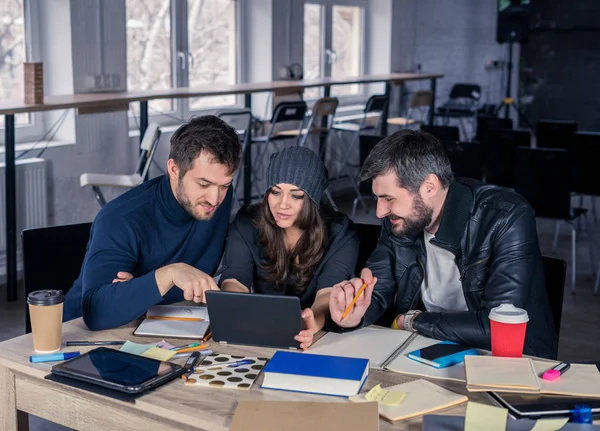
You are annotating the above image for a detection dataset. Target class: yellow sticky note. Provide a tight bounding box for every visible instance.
[140,347,176,361]
[364,384,405,405]
[465,401,507,431]
[380,391,405,406]
[530,417,569,431]
[365,384,385,402]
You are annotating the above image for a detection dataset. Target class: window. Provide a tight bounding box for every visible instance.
[126,0,240,124]
[303,1,365,101]
[0,0,29,127]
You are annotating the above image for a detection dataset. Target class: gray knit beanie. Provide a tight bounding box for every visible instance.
[265,146,329,206]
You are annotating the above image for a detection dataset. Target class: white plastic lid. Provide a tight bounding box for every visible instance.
[489,303,529,324]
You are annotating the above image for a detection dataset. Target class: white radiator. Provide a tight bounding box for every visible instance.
[0,158,48,252]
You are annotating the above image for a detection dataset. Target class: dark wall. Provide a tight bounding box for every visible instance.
[519,0,600,130]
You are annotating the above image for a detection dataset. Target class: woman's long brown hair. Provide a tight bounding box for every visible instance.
[257,191,328,294]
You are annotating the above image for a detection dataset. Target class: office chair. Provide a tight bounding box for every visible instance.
[536,119,577,150]
[484,129,531,188]
[22,222,92,333]
[80,123,162,207]
[514,147,592,293]
[442,141,483,181]
[217,109,253,212]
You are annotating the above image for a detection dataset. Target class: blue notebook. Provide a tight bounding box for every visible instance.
[261,351,369,397]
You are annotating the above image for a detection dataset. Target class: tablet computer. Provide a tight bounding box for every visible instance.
[51,347,186,394]
[205,291,302,349]
[488,391,600,420]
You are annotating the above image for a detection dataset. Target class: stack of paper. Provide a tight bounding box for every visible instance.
[465,356,600,398]
[349,379,468,423]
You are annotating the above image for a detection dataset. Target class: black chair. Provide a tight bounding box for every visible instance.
[536,119,577,150]
[353,223,395,326]
[572,131,600,224]
[442,141,483,180]
[22,222,92,333]
[485,129,531,188]
[542,255,566,339]
[475,115,513,144]
[514,148,591,293]
[436,83,482,140]
[350,134,386,218]
[420,124,460,143]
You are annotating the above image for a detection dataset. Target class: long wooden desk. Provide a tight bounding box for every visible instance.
[0,319,488,431]
[0,72,443,303]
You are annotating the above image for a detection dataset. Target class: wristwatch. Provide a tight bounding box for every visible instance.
[403,310,422,332]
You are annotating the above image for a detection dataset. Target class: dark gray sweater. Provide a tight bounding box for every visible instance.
[218,204,359,308]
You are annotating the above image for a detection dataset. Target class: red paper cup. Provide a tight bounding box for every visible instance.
[489,303,529,357]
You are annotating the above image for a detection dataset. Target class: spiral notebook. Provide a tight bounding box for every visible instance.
[133,305,210,339]
[307,327,470,382]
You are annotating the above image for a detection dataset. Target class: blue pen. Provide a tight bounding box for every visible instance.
[30,352,80,363]
[196,359,253,371]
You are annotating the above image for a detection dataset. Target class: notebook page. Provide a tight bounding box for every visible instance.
[385,335,470,382]
[134,318,209,339]
[535,362,600,398]
[145,305,209,320]
[465,356,540,392]
[306,327,414,368]
[349,379,468,422]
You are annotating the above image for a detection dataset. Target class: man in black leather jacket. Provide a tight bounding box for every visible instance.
[329,130,557,359]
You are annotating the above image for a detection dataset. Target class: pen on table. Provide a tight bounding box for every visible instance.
[181,351,209,380]
[173,349,212,359]
[30,352,80,363]
[169,342,200,351]
[66,341,125,347]
[340,282,367,321]
[195,359,253,371]
[146,316,203,322]
[174,344,209,354]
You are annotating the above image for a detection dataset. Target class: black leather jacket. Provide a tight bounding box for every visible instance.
[360,178,557,359]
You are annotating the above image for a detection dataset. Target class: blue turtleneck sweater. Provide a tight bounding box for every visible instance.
[63,175,231,331]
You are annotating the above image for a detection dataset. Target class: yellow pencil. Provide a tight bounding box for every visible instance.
[146,316,204,322]
[175,344,209,354]
[340,282,367,321]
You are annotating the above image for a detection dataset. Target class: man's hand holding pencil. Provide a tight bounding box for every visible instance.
[329,268,377,328]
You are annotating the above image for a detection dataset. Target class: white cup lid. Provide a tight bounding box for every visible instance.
[489,303,529,324]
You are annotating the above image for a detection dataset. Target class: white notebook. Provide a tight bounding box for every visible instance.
[133,305,210,339]
[307,327,470,382]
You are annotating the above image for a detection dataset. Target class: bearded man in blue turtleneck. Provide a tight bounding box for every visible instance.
[64,115,241,330]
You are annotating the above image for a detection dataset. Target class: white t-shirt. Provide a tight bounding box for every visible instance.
[420,230,469,313]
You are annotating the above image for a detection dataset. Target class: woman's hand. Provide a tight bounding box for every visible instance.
[294,308,319,351]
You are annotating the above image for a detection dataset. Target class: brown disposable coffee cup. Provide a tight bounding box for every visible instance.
[27,290,64,353]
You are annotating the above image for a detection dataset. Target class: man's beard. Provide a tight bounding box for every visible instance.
[176,178,217,221]
[389,193,433,237]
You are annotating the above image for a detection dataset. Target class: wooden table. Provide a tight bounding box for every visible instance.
[0,72,443,303]
[0,318,487,431]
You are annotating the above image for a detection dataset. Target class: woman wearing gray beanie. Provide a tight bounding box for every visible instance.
[218,146,359,349]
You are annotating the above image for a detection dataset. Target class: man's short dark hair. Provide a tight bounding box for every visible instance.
[169,115,241,177]
[359,130,454,193]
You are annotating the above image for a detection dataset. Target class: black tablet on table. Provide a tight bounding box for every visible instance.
[205,291,302,349]
[51,347,186,394]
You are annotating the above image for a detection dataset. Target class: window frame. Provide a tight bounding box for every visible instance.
[303,0,369,105]
[0,0,47,145]
[127,0,244,130]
